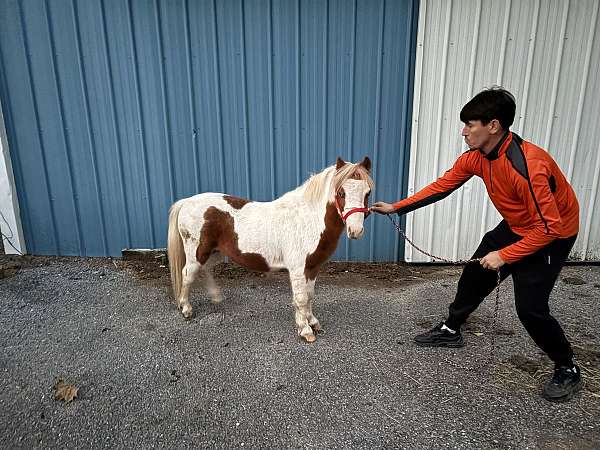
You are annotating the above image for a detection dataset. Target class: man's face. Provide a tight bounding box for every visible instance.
[461,119,497,151]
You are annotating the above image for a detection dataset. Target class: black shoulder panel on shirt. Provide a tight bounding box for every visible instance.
[506,137,528,180]
[506,133,549,234]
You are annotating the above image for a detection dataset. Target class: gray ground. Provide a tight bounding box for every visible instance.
[0,255,599,449]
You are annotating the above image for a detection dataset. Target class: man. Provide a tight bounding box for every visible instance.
[371,87,582,402]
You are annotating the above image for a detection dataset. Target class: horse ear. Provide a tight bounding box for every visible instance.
[336,157,346,170]
[360,156,372,172]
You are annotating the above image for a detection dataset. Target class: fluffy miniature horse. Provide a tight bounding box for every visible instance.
[167,157,373,342]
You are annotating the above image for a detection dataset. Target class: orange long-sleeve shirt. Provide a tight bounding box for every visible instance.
[393,132,579,263]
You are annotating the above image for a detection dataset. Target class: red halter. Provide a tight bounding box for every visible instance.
[335,195,370,223]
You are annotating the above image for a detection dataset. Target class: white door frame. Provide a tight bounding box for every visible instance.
[0,101,26,255]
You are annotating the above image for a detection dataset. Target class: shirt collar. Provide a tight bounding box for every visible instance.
[480,131,511,160]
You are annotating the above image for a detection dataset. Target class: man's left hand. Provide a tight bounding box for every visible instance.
[480,251,505,270]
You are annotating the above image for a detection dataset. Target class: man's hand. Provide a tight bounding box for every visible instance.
[480,251,505,270]
[370,201,396,214]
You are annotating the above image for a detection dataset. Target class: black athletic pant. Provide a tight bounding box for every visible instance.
[445,220,577,367]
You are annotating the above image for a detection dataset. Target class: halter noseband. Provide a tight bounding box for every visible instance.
[335,194,370,223]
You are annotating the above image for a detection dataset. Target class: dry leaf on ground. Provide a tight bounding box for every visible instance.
[54,379,79,403]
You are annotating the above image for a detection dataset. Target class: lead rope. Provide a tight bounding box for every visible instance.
[387,214,502,372]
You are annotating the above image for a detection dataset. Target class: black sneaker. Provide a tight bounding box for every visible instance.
[543,365,583,402]
[414,322,465,348]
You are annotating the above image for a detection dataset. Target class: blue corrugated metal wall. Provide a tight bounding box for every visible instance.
[0,0,418,261]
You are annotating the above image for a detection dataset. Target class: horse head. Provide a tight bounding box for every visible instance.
[334,156,373,239]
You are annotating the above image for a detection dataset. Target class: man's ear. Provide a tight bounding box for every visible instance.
[489,119,502,135]
[360,156,371,172]
[336,157,346,170]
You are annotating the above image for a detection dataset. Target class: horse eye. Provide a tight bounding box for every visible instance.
[338,191,345,198]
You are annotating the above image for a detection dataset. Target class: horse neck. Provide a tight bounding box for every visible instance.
[274,167,337,212]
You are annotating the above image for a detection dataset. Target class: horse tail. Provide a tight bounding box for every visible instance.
[168,200,185,301]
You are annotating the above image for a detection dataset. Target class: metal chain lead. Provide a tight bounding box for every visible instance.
[387,214,502,372]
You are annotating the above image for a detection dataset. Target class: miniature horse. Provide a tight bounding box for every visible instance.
[167,157,373,342]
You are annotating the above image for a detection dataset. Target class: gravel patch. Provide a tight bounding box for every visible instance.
[1,256,599,449]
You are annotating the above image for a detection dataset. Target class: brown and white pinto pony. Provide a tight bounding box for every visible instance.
[167,157,373,342]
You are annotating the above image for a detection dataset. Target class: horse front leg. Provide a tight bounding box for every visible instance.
[290,272,316,343]
[305,279,322,334]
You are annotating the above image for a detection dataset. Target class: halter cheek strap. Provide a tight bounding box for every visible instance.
[335,196,370,223]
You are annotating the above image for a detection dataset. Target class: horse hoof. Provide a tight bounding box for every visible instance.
[303,334,317,343]
[181,306,193,319]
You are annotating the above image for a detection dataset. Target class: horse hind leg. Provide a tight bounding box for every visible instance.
[203,252,224,304]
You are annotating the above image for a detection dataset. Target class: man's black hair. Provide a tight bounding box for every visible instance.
[460,86,516,130]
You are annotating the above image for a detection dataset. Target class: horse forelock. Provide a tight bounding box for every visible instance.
[301,163,373,205]
[332,163,374,194]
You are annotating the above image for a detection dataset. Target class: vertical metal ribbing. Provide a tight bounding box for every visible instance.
[345,0,357,261]
[452,0,481,261]
[295,0,301,187]
[127,0,156,247]
[517,0,540,134]
[567,0,598,182]
[239,0,251,198]
[211,0,226,193]
[581,143,600,259]
[154,0,175,204]
[403,0,427,262]
[543,0,569,151]
[425,0,452,262]
[580,4,600,259]
[479,0,511,241]
[268,0,276,199]
[44,0,84,254]
[321,0,329,170]
[183,0,199,194]
[71,0,108,255]
[496,0,510,84]
[369,0,385,262]
[100,0,131,248]
[18,0,59,253]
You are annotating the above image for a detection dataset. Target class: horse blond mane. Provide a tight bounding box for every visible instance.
[302,162,373,204]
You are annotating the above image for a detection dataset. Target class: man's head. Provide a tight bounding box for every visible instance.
[460,87,516,153]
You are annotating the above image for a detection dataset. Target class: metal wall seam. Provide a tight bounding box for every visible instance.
[239,0,251,199]
[100,0,131,248]
[72,0,108,255]
[45,0,84,254]
[183,0,199,194]
[19,1,58,253]
[543,0,569,150]
[344,0,357,261]
[425,0,452,262]
[369,0,386,263]
[127,0,156,247]
[516,0,540,134]
[566,0,598,182]
[404,0,427,263]
[295,0,301,187]
[154,0,175,205]
[320,0,329,171]
[268,0,276,200]
[210,0,226,193]
[452,0,482,261]
[396,0,419,262]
